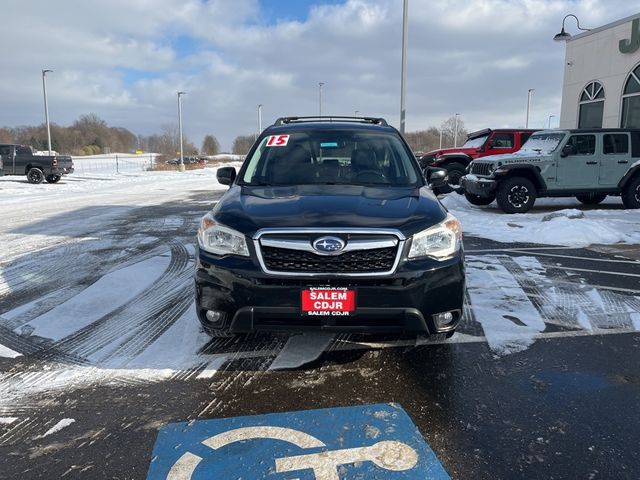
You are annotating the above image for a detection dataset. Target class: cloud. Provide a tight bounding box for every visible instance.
[1,0,638,150]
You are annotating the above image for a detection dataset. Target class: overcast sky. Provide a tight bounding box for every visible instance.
[3,0,639,151]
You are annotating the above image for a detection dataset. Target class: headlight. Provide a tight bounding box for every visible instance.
[408,214,462,260]
[197,213,249,257]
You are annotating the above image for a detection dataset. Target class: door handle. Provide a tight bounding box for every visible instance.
[617,160,629,164]
[586,161,598,165]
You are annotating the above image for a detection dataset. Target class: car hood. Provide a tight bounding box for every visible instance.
[212,184,448,238]
[472,152,544,164]
[425,148,476,157]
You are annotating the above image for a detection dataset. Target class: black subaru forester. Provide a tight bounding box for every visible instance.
[195,117,465,337]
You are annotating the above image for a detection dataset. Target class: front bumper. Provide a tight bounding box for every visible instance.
[460,174,497,197]
[195,246,465,335]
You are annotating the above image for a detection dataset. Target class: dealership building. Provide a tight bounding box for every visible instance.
[559,12,640,129]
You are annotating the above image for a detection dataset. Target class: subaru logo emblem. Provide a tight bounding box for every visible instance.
[313,236,345,254]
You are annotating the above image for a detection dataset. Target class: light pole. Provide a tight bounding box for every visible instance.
[318,82,325,117]
[454,113,460,147]
[354,110,359,117]
[258,104,263,138]
[439,127,443,149]
[526,89,534,128]
[399,0,408,135]
[42,69,53,155]
[548,114,556,129]
[177,91,186,172]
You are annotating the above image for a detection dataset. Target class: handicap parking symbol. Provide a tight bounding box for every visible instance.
[147,403,450,479]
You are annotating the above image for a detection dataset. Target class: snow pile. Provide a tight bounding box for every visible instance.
[37,418,75,438]
[269,333,335,370]
[443,194,640,247]
[0,344,21,358]
[541,209,584,221]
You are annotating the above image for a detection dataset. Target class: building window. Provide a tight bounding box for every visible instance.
[578,81,604,128]
[622,64,640,129]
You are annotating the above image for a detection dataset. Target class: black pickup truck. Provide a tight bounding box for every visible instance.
[0,144,74,183]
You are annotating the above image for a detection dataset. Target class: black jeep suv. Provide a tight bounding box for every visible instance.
[195,117,465,337]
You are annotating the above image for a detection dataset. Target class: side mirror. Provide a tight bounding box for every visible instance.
[426,167,448,189]
[560,144,576,157]
[217,166,236,186]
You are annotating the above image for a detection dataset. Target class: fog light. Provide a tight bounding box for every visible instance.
[205,310,224,324]
[433,311,454,328]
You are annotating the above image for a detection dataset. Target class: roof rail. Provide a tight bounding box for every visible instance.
[273,116,388,126]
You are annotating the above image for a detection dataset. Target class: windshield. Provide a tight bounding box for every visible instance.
[240,130,421,187]
[519,133,565,154]
[462,134,489,149]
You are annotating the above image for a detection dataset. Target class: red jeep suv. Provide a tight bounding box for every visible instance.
[419,128,539,187]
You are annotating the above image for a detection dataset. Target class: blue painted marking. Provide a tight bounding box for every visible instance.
[147,403,450,479]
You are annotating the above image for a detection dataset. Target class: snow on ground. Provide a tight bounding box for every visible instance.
[0,344,21,359]
[1,168,639,410]
[442,193,640,247]
[36,418,75,438]
[0,162,242,208]
[465,256,546,355]
[269,333,335,370]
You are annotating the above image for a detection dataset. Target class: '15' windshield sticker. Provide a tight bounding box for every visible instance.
[266,135,290,147]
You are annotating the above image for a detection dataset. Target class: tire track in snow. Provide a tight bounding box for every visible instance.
[498,256,586,331]
[0,416,38,446]
[458,290,484,337]
[50,242,191,361]
[496,255,639,332]
[198,334,287,417]
[0,237,171,325]
[0,242,85,303]
[99,280,193,362]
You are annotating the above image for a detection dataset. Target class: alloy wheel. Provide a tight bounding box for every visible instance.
[508,185,530,208]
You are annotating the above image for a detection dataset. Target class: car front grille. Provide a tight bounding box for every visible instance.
[261,246,397,273]
[255,230,404,276]
[471,162,492,176]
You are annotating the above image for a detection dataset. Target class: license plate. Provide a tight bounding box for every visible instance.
[301,288,355,316]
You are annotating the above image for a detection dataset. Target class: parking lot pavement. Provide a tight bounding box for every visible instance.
[1,188,640,478]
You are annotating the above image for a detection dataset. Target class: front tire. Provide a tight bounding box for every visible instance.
[576,193,606,205]
[622,176,640,209]
[45,175,61,184]
[445,162,466,186]
[27,168,44,184]
[496,177,537,213]
[464,191,495,206]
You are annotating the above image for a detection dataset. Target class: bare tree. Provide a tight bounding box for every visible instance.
[6,114,198,155]
[0,128,13,143]
[201,135,221,155]
[404,127,441,153]
[439,116,469,149]
[232,135,255,155]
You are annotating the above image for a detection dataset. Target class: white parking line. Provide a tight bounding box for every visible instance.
[466,246,583,253]
[542,264,640,278]
[508,250,640,264]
